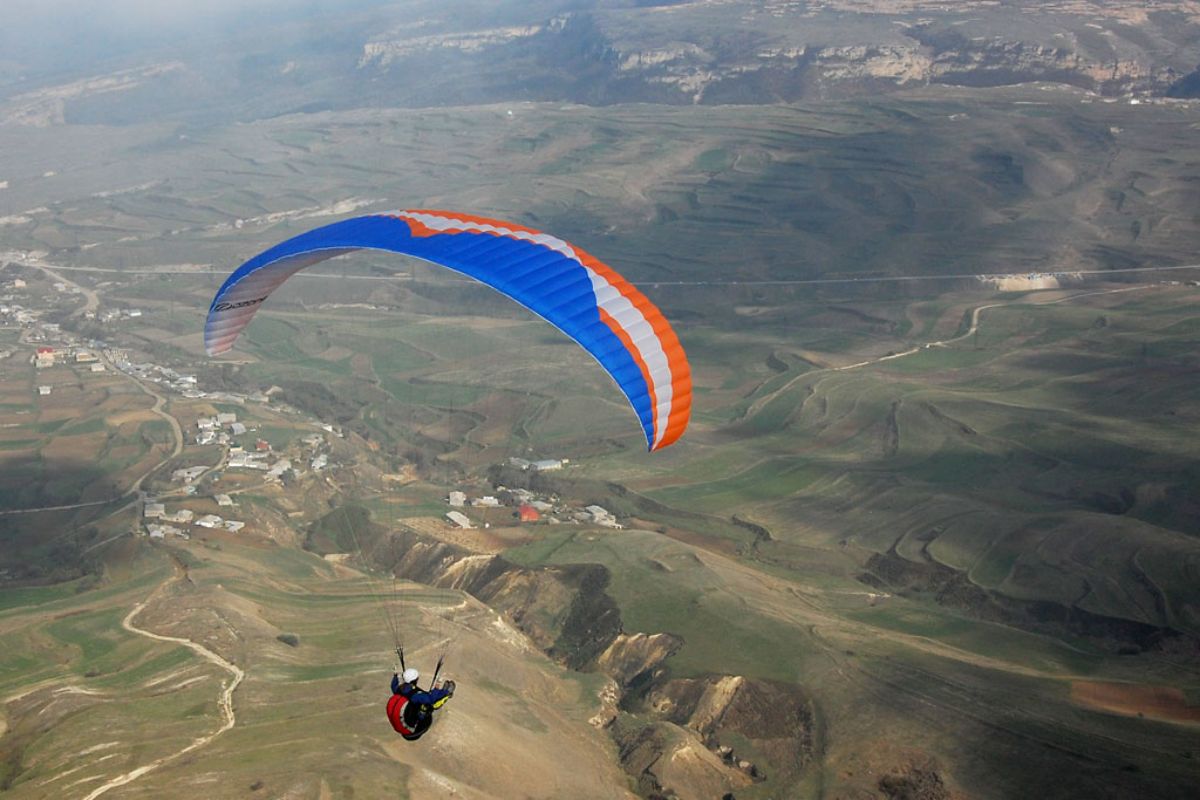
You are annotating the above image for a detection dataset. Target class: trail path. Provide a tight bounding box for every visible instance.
[746,284,1156,418]
[81,568,243,800]
[30,262,100,317]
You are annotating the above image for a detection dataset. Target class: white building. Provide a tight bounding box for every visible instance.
[144,503,166,519]
[447,491,466,507]
[585,505,622,529]
[37,385,51,396]
[163,509,194,524]
[267,459,292,479]
[446,511,474,529]
[230,422,247,436]
[223,520,245,532]
[532,459,564,472]
[172,466,208,482]
[195,514,224,528]
[310,454,328,470]
[216,412,237,425]
[471,495,500,508]
[215,494,234,507]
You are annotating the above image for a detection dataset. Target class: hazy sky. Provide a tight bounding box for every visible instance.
[0,0,391,76]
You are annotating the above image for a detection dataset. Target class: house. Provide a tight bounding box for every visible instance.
[195,514,224,528]
[89,363,105,372]
[215,494,234,507]
[255,439,271,452]
[517,504,540,523]
[267,459,292,479]
[585,505,623,529]
[74,350,99,363]
[447,491,466,507]
[217,412,237,425]
[171,466,208,482]
[37,385,51,396]
[223,520,245,532]
[163,509,194,524]
[531,459,564,472]
[147,527,166,540]
[470,495,500,508]
[230,422,247,436]
[144,503,166,519]
[446,511,474,529]
[310,454,327,470]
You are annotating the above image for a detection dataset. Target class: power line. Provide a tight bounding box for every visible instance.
[8,258,1200,287]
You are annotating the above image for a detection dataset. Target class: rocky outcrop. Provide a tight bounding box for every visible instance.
[596,632,683,688]
[359,25,546,68]
[879,758,960,800]
[647,676,817,779]
[614,723,754,800]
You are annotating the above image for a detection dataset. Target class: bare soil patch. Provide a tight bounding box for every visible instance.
[1071,681,1200,724]
[400,516,510,553]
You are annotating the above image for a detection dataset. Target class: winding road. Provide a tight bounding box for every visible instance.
[746,283,1157,418]
[81,567,244,800]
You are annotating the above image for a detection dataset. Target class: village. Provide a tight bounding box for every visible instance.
[443,456,620,531]
[2,264,631,555]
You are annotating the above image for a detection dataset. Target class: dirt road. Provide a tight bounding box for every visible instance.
[82,569,244,800]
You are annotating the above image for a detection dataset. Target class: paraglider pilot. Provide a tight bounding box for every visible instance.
[387,665,455,741]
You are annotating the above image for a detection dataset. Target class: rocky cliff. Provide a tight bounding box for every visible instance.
[7,1,1199,126]
[328,517,817,799]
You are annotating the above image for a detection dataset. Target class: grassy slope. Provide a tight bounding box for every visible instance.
[0,538,629,799]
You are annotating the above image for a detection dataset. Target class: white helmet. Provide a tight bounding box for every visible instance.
[403,668,420,683]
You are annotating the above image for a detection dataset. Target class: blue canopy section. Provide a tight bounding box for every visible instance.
[205,214,657,447]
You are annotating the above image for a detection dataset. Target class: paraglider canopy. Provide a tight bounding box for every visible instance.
[205,210,691,451]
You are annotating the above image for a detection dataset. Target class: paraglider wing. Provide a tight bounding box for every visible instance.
[205,211,690,450]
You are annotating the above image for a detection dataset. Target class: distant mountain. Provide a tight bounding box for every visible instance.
[2,1,1199,127]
